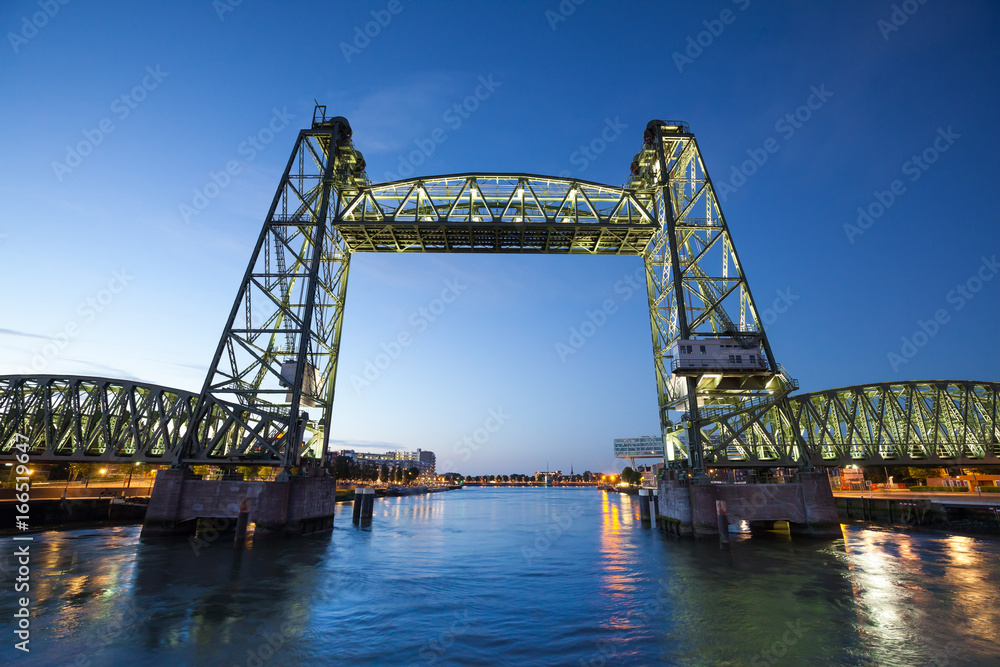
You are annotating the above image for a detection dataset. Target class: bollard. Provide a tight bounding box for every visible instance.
[362,487,375,521]
[638,488,651,523]
[353,488,364,524]
[716,500,730,546]
[234,497,251,546]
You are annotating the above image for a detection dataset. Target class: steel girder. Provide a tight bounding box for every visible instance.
[702,381,1000,467]
[337,174,657,254]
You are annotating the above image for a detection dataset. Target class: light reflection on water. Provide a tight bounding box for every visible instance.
[3,488,999,666]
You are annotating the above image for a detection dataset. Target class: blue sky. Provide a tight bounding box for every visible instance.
[2,0,998,475]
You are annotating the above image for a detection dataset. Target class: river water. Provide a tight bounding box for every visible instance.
[3,487,999,666]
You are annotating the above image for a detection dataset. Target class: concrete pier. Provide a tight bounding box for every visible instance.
[141,468,337,539]
[353,487,364,523]
[656,470,840,539]
[638,488,651,523]
[352,486,374,524]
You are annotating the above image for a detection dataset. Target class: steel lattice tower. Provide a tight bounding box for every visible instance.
[179,108,365,469]
[631,121,799,473]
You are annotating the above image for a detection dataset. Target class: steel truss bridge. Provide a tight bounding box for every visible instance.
[2,109,997,471]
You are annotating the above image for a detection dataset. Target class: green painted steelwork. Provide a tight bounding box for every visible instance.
[1,111,996,470]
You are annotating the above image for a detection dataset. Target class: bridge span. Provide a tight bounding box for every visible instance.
[2,109,997,544]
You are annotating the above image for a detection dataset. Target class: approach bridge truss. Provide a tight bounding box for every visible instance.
[696,380,1000,467]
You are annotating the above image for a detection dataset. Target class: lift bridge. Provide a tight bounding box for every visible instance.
[2,110,998,474]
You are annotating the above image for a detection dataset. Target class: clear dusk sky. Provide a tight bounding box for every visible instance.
[1,0,998,475]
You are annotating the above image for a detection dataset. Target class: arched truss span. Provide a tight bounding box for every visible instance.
[701,380,1000,467]
[337,173,657,254]
[0,375,324,464]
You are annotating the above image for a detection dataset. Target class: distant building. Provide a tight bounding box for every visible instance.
[640,463,664,488]
[613,436,665,460]
[335,448,436,475]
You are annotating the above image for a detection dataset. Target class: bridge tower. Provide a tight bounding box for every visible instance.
[630,121,800,474]
[177,107,366,471]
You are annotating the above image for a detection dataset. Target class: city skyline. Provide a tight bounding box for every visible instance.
[2,1,998,474]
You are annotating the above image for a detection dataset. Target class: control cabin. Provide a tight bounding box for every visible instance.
[669,338,768,374]
[668,337,782,393]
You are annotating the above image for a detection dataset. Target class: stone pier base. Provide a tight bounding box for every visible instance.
[140,469,337,539]
[656,471,841,539]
